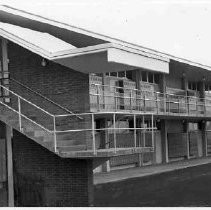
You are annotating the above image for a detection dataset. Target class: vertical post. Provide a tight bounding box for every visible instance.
[97,85,100,111]
[53,116,57,153]
[130,90,132,112]
[142,115,145,147]
[113,113,117,153]
[183,121,190,159]
[156,92,159,114]
[6,125,14,207]
[134,114,136,148]
[160,119,169,163]
[143,94,146,113]
[151,114,154,149]
[18,97,22,132]
[115,87,117,111]
[91,113,96,155]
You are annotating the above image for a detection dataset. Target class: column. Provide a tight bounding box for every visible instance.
[183,121,190,159]
[160,119,169,163]
[159,74,166,113]
[6,125,14,207]
[199,80,207,157]
[100,119,110,172]
[200,121,207,157]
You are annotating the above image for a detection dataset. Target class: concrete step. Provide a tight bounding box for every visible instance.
[58,144,87,152]
[56,133,74,141]
[57,140,84,147]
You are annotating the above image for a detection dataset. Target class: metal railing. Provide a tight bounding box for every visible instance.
[10,77,83,120]
[0,84,155,155]
[89,83,211,116]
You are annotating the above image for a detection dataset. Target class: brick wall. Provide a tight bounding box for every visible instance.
[8,42,90,114]
[7,42,92,145]
[12,130,93,207]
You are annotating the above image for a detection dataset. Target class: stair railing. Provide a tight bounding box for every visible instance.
[0,84,58,152]
[10,78,83,120]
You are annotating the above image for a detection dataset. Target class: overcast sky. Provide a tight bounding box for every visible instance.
[1,0,211,67]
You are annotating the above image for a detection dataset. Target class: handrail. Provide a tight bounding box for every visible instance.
[0,84,54,117]
[0,98,53,133]
[90,83,209,100]
[10,78,83,120]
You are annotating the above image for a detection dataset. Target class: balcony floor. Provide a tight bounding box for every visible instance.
[58,147,153,158]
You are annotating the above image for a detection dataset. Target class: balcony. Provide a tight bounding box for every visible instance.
[89,82,210,118]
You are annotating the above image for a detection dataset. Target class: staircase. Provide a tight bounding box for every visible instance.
[0,84,89,157]
[0,82,154,158]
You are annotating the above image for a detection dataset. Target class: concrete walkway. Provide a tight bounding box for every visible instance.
[94,156,211,185]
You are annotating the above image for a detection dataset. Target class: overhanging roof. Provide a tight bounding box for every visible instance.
[0,22,169,74]
[1,5,211,72]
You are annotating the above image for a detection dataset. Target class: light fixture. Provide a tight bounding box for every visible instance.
[41,58,47,67]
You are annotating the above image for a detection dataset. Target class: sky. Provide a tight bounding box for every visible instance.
[1,0,211,67]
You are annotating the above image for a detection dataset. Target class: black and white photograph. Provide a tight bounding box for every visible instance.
[0,0,210,207]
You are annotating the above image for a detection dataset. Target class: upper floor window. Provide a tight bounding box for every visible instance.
[140,71,159,84]
[205,84,211,93]
[105,71,133,80]
[188,82,199,91]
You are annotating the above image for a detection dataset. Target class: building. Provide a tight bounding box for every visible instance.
[0,4,210,207]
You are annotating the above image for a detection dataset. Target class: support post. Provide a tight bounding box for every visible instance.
[91,114,96,155]
[113,113,117,153]
[160,119,169,163]
[101,119,110,172]
[201,121,208,157]
[134,114,136,148]
[53,116,57,153]
[18,97,22,132]
[6,125,14,207]
[183,121,190,159]
[159,74,166,113]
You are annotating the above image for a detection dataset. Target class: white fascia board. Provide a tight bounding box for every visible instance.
[52,43,169,63]
[0,28,52,59]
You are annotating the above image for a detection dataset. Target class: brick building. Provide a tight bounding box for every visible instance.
[0,4,210,207]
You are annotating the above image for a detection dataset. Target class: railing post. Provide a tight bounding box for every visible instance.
[53,116,57,153]
[130,90,132,112]
[114,87,117,111]
[91,113,96,155]
[134,114,136,148]
[156,92,159,114]
[113,113,117,153]
[143,94,146,113]
[97,85,100,111]
[18,97,22,132]
[151,114,154,149]
[142,115,145,147]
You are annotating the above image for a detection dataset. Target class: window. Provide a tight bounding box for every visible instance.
[188,82,198,91]
[141,71,159,84]
[142,71,147,82]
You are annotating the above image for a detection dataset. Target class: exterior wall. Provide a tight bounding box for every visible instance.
[7,41,92,146]
[8,42,90,115]
[12,130,93,207]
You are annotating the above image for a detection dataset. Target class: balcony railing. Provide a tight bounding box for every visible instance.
[89,83,211,117]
